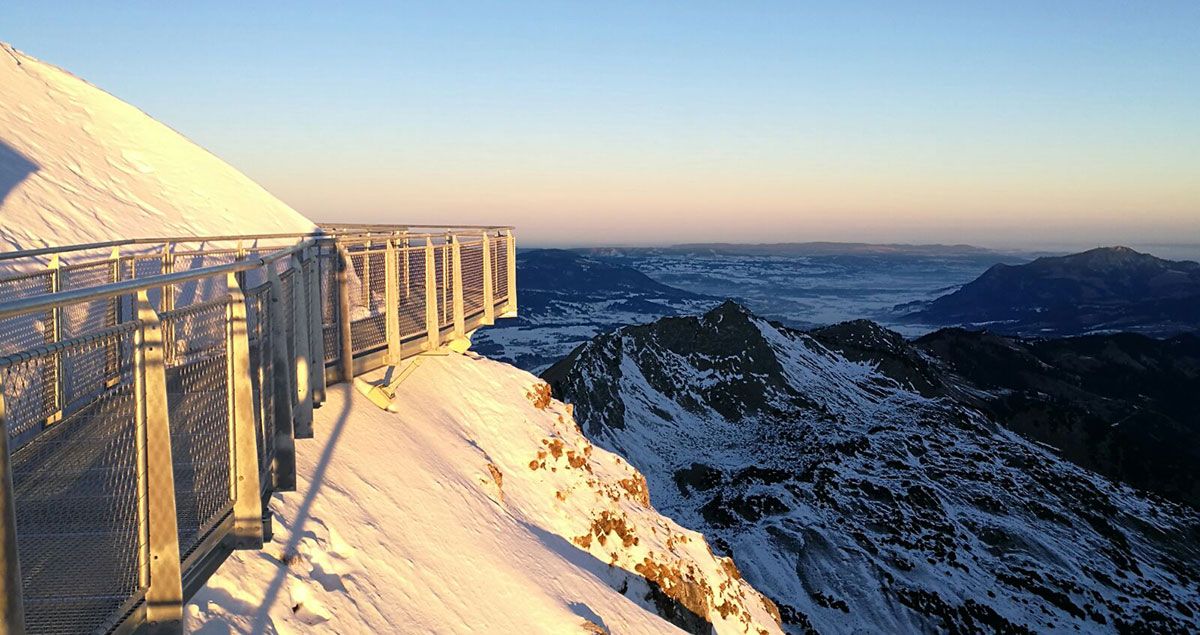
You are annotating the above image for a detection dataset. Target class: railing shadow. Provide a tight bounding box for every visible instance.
[0,139,38,211]
[247,382,354,634]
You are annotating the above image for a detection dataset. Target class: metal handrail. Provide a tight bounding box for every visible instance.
[0,224,512,263]
[0,240,313,320]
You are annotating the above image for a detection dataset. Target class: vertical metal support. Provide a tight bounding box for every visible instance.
[442,233,450,321]
[161,245,175,360]
[266,269,297,491]
[505,229,518,316]
[384,240,401,364]
[225,274,264,549]
[133,291,184,631]
[0,395,25,635]
[234,240,248,291]
[289,254,314,439]
[305,245,326,405]
[105,247,122,387]
[402,232,410,300]
[336,246,354,383]
[424,238,440,351]
[44,255,63,425]
[361,238,372,306]
[481,233,495,325]
[451,236,465,337]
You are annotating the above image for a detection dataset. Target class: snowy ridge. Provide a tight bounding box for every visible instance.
[546,302,1200,633]
[191,354,783,634]
[0,43,313,267]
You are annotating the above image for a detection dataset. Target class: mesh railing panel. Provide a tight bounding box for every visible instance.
[3,326,144,635]
[349,249,387,353]
[245,285,276,484]
[160,300,234,558]
[319,251,339,365]
[460,240,485,318]
[397,244,427,339]
[0,271,54,358]
[436,244,452,329]
[492,234,509,303]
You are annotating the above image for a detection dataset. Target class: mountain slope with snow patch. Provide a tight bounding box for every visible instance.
[0,43,313,265]
[190,354,783,634]
[545,302,1200,634]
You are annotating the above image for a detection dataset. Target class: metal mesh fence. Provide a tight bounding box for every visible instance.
[397,243,427,339]
[159,299,234,559]
[244,284,276,485]
[3,325,145,635]
[492,233,509,304]
[0,227,514,633]
[460,240,485,318]
[319,250,339,366]
[349,248,387,353]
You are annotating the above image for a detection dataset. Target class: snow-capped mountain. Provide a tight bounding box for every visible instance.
[0,42,313,265]
[544,301,1200,633]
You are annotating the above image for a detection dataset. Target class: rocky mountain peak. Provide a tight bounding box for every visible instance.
[547,304,1200,633]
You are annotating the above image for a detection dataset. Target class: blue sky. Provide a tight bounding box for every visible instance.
[5,2,1198,247]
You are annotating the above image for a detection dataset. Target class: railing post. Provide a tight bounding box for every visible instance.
[361,237,372,306]
[424,238,440,351]
[43,254,63,426]
[234,240,247,291]
[402,231,410,300]
[451,236,465,338]
[289,254,314,439]
[225,274,264,549]
[161,245,175,358]
[0,395,25,635]
[106,247,122,387]
[442,232,451,322]
[266,268,296,491]
[133,290,184,631]
[305,245,326,405]
[384,239,400,364]
[505,229,518,316]
[481,233,495,325]
[336,245,354,383]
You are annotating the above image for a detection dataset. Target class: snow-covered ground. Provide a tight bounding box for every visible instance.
[0,43,313,267]
[190,354,782,634]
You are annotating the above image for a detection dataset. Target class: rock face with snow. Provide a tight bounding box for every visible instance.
[191,354,783,634]
[544,301,1200,633]
[0,43,313,265]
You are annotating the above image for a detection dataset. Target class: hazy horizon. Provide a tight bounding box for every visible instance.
[6,2,1197,248]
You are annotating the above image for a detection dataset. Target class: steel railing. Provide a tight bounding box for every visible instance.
[0,224,517,634]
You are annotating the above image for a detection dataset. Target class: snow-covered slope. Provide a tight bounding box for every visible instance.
[545,302,1200,633]
[190,354,783,634]
[0,43,313,264]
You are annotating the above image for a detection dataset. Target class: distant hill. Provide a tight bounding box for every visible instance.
[665,242,1002,258]
[470,249,713,372]
[904,246,1200,336]
[581,242,1016,261]
[518,248,701,302]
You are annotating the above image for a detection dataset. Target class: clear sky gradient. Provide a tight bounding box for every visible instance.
[5,2,1198,248]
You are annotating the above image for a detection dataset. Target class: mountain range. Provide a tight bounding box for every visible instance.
[902,246,1200,337]
[544,302,1200,633]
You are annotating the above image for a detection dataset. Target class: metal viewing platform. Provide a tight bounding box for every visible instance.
[0,225,517,633]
